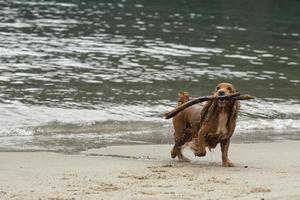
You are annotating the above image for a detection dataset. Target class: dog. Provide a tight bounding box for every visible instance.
[171,83,240,167]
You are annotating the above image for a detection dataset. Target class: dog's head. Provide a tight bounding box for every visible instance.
[213,83,236,107]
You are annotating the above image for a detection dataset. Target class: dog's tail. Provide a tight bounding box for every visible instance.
[177,91,190,106]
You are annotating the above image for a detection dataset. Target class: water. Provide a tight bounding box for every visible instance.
[0,0,299,153]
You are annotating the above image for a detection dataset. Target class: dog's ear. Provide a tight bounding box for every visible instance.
[227,101,240,136]
[199,100,215,126]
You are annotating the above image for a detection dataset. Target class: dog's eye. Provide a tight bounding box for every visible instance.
[227,87,232,91]
[216,86,220,91]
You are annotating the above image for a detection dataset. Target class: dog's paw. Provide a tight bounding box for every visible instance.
[170,150,177,159]
[171,147,180,159]
[222,161,235,167]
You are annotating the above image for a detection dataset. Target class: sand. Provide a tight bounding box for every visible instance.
[0,141,300,200]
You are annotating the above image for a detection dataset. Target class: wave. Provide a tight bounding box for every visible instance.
[0,98,299,152]
[0,98,299,135]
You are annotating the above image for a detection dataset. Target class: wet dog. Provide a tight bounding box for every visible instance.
[171,83,240,167]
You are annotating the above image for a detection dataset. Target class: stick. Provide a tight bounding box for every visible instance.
[164,93,255,119]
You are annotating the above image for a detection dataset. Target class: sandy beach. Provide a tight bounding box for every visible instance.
[1,141,300,200]
[1,0,300,200]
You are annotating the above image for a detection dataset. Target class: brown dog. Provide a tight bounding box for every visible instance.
[171,83,240,167]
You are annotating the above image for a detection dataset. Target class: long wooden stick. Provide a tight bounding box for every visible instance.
[164,93,255,119]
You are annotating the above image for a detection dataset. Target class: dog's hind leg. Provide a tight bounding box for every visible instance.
[171,145,189,162]
[171,112,193,161]
[171,128,192,162]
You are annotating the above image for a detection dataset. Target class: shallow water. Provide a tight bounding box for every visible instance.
[0,0,299,152]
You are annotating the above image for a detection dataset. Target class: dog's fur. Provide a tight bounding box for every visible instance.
[171,83,240,167]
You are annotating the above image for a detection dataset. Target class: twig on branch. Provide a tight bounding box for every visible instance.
[164,93,255,119]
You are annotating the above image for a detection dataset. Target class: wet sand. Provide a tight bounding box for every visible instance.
[0,142,300,200]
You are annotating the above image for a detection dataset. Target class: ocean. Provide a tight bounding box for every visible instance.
[0,0,299,153]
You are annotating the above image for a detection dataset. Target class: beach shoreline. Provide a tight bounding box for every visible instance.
[1,141,300,200]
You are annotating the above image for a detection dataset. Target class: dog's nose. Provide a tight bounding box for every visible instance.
[218,90,225,96]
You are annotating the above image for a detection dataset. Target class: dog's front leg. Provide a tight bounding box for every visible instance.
[193,128,207,157]
[220,139,234,167]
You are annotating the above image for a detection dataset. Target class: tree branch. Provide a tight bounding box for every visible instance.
[164,93,255,119]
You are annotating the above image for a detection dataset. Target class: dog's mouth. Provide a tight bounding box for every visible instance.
[219,98,225,103]
[218,96,226,106]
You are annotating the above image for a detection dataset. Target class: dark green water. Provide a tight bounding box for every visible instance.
[0,0,299,152]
